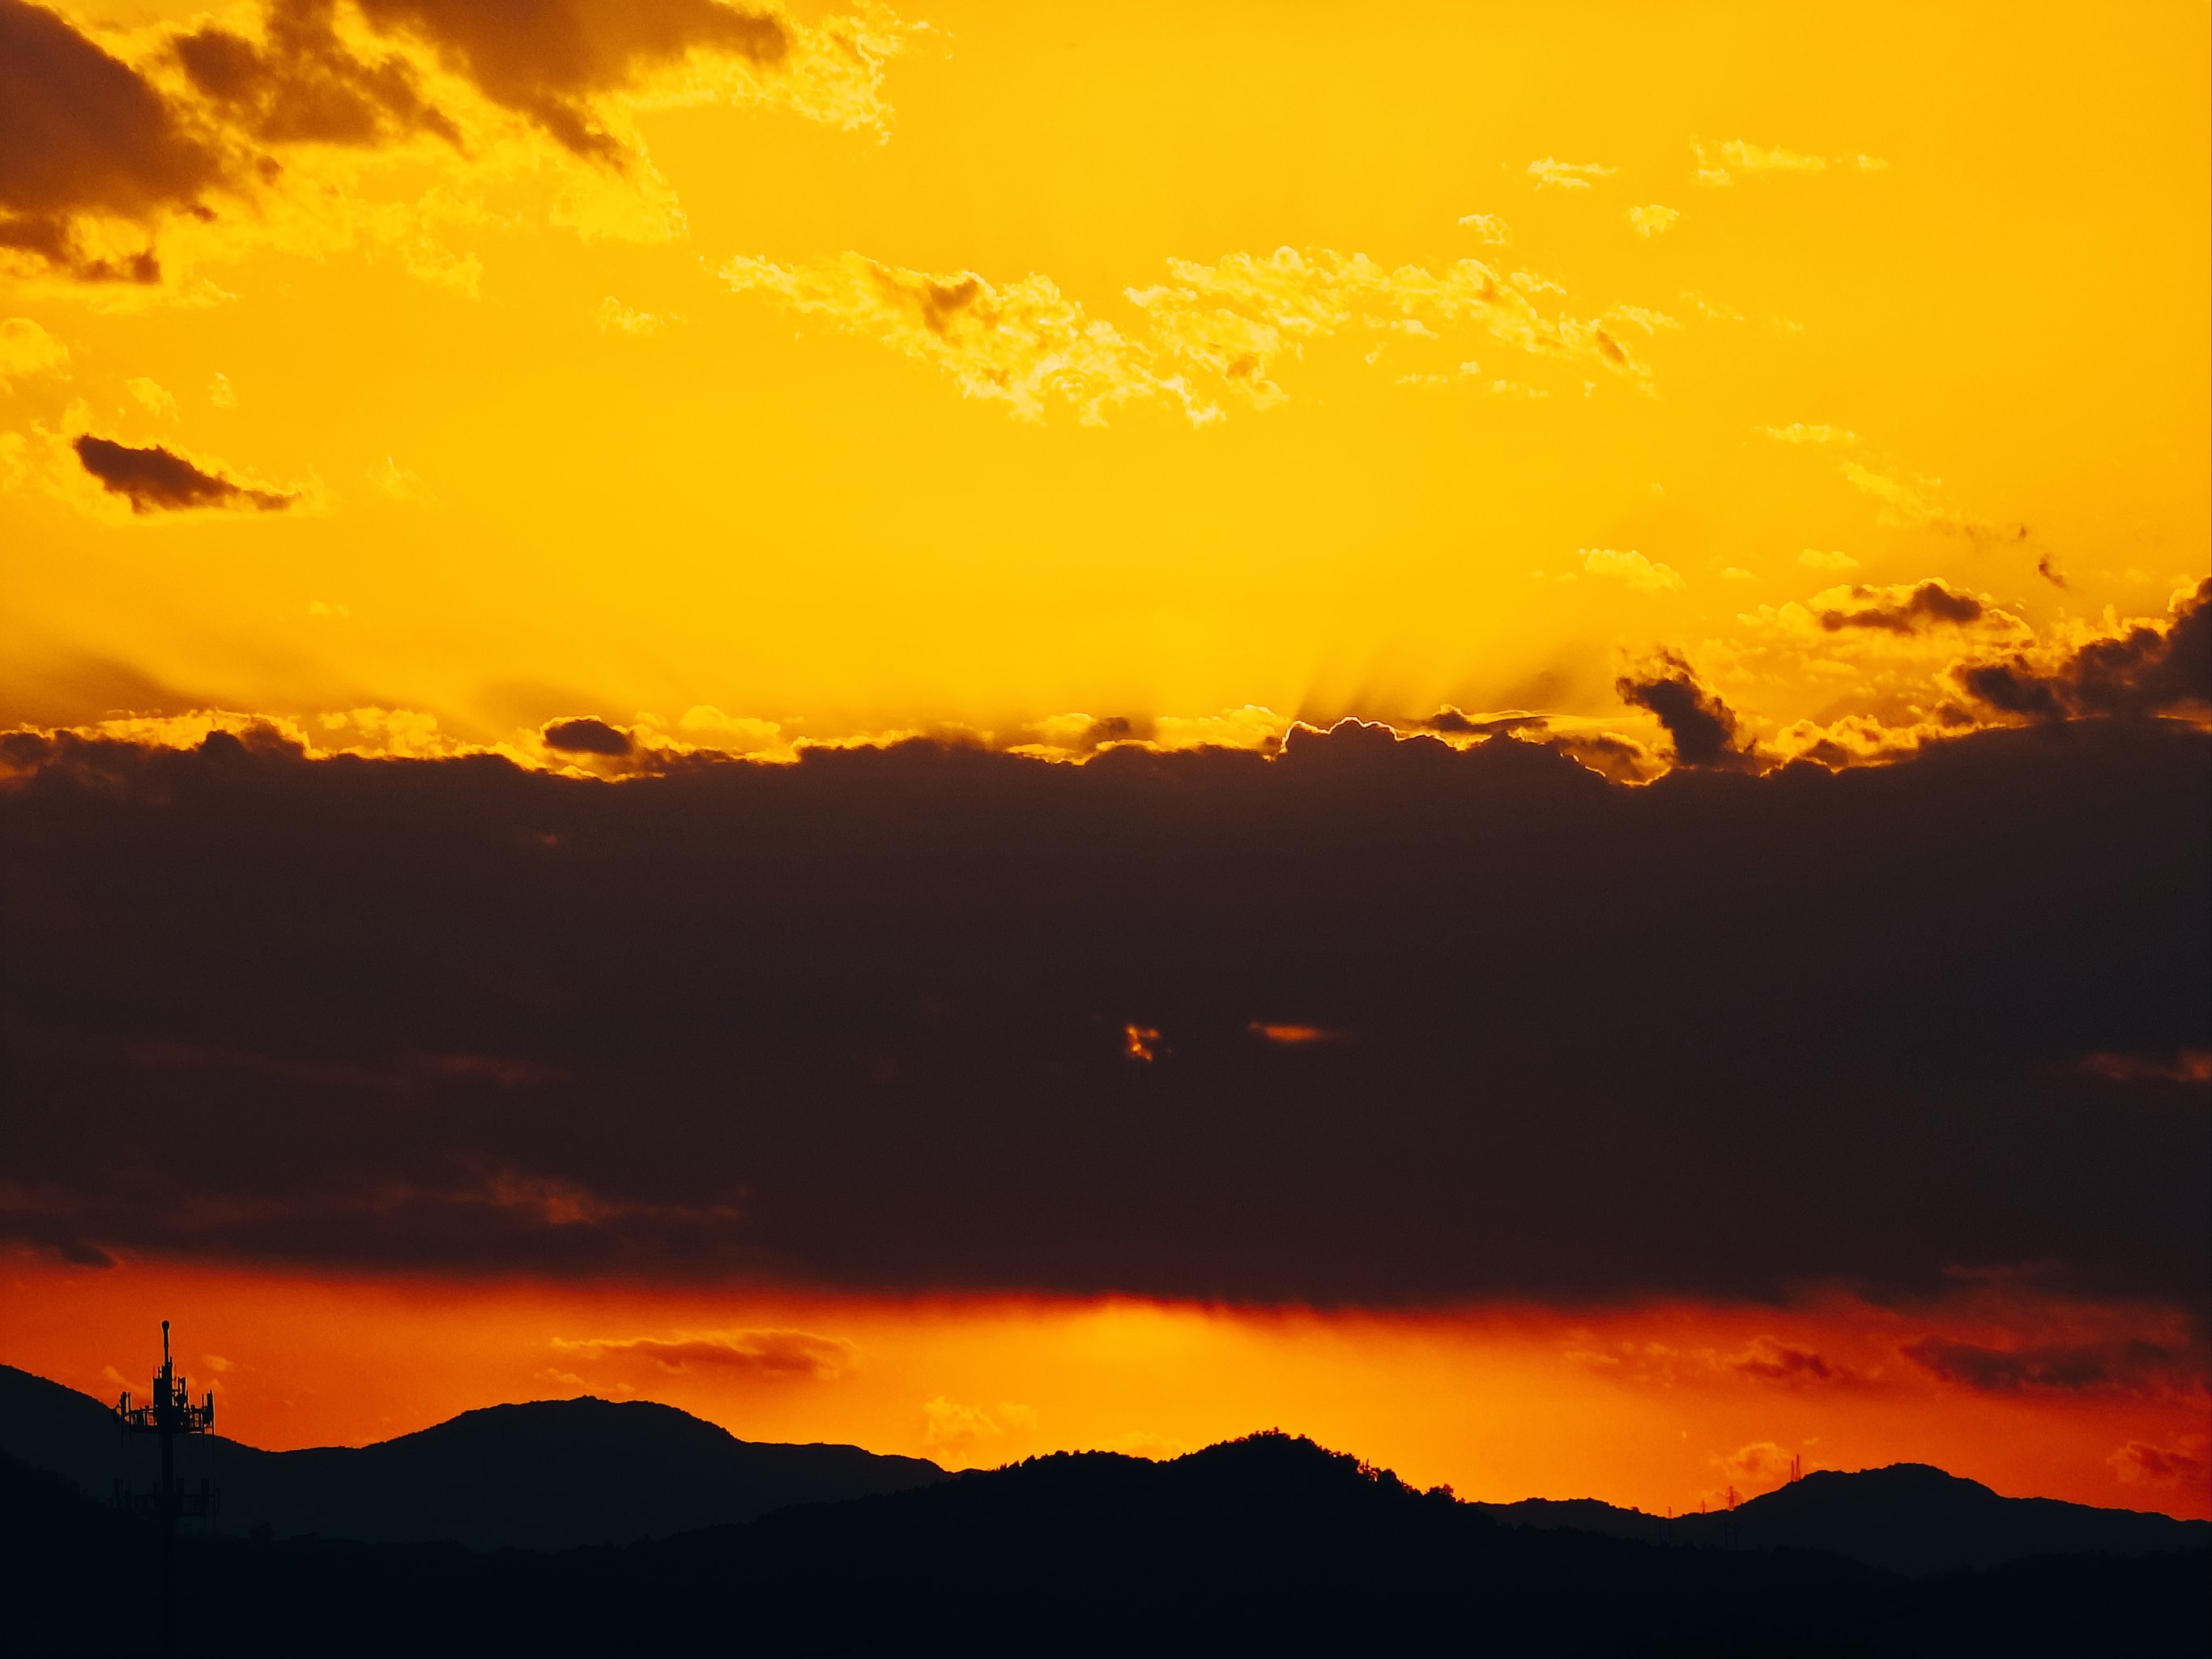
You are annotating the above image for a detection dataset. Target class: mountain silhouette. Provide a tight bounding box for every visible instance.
[6,1360,2204,1570]
[1468,1462,2209,1576]
[4,1431,2206,1656]
[0,1363,940,1549]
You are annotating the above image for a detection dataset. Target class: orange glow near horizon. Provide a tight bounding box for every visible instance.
[6,1256,2204,1522]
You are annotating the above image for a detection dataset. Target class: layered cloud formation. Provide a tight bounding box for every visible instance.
[0,0,911,282]
[720,245,1658,424]
[2,706,2203,1337]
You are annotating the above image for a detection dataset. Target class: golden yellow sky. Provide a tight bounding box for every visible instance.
[4,0,2206,761]
[3,0,2210,1525]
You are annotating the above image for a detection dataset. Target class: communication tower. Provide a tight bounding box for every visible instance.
[116,1320,217,1654]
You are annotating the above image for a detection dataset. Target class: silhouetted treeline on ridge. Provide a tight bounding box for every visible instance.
[6,1428,2205,1657]
[0,1363,941,1550]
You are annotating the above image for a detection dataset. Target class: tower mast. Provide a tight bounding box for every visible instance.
[116,1320,216,1656]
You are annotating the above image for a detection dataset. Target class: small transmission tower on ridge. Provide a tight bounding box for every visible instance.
[116,1320,217,1654]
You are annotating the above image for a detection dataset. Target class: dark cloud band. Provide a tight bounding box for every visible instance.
[0,716,2205,1322]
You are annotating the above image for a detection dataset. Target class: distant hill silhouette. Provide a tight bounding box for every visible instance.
[6,1358,2204,1570]
[1468,1462,2209,1576]
[0,1363,940,1549]
[3,1431,2205,1656]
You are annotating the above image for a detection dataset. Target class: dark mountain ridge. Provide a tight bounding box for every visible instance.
[6,1360,2204,1572]
[3,1432,2205,1657]
[1469,1461,2209,1576]
[0,1363,941,1549]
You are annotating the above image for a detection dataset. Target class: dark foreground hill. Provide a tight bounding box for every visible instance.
[1468,1462,2210,1576]
[9,1361,2203,1572]
[0,1364,941,1548]
[6,1434,2206,1657]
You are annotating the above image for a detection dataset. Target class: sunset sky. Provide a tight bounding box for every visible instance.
[2,0,2207,1520]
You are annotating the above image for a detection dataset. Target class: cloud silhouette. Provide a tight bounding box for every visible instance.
[175,0,787,164]
[1815,579,1994,633]
[2,0,906,282]
[173,3,462,151]
[552,1328,854,1380]
[0,713,2202,1320]
[541,716,634,756]
[1613,650,1750,766]
[0,0,225,279]
[1902,1335,2195,1394]
[1957,579,2210,722]
[72,435,295,514]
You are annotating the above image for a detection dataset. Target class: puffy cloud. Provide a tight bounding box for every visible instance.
[1838,461,1941,522]
[1130,247,1654,402]
[1,715,2200,1311]
[552,1328,855,1380]
[2,0,916,285]
[1725,1338,1847,1385]
[922,1397,1037,1459]
[369,454,431,503]
[167,0,906,164]
[1694,138,1886,188]
[0,0,228,281]
[674,706,785,754]
[1798,549,1858,573]
[362,0,888,149]
[1813,578,2010,634]
[541,714,634,755]
[1420,708,1548,739]
[1455,212,1511,245]
[1836,458,2024,542]
[1579,548,1686,593]
[2109,1439,2209,1490]
[0,316,70,387]
[1902,1335,2197,1394]
[1954,579,2210,722]
[1525,157,1618,191]
[1758,423,1858,446]
[1711,139,1822,177]
[170,0,464,152]
[71,433,294,514]
[1763,711,1963,770]
[1613,649,1751,766]
[723,245,1659,423]
[597,296,675,335]
[1753,423,2024,544]
[126,377,177,419]
[1626,204,1680,238]
[722,253,1193,424]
